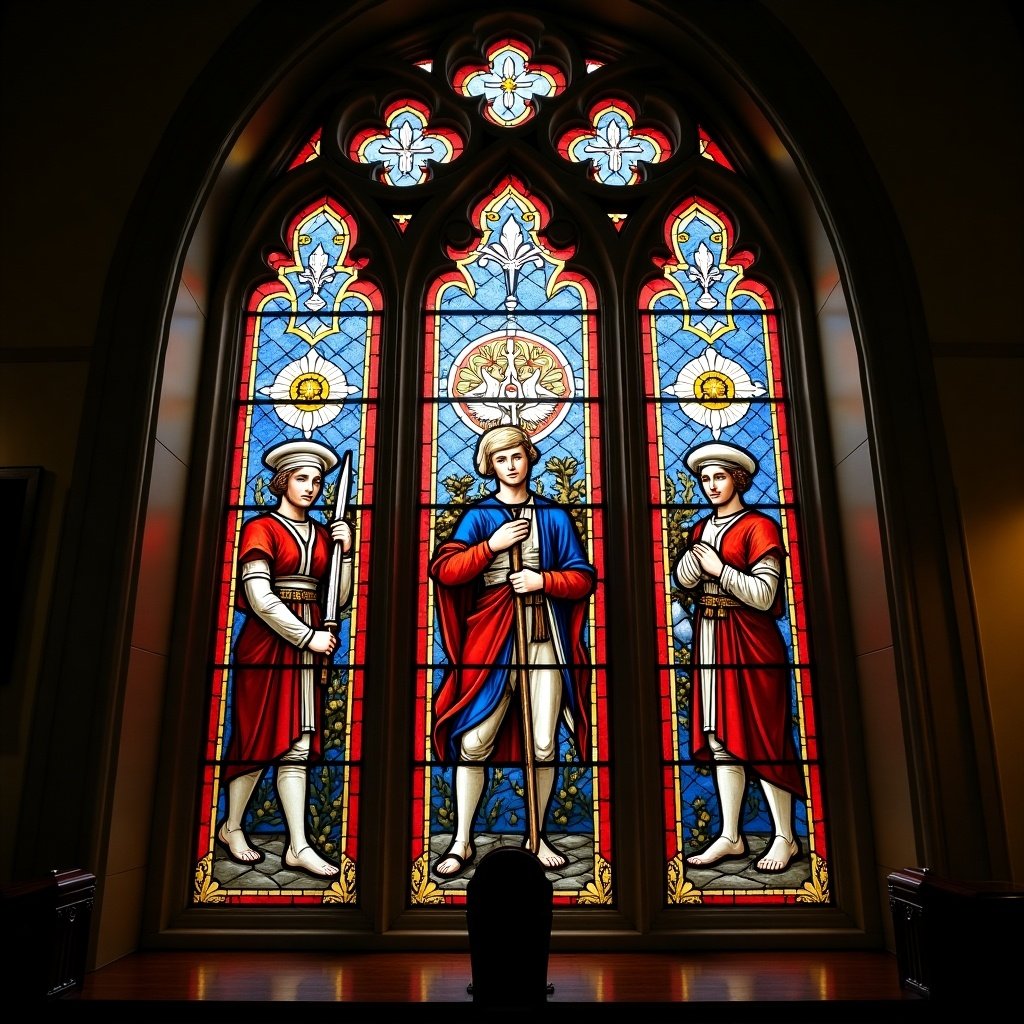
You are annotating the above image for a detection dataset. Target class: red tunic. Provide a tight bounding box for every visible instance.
[687,510,805,797]
[224,513,330,779]
[430,496,595,763]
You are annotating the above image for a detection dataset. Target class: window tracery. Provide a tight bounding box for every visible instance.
[194,20,832,917]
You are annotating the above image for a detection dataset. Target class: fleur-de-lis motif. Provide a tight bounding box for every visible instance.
[687,241,724,309]
[378,119,435,175]
[477,218,545,311]
[349,100,464,186]
[583,117,644,174]
[556,99,671,186]
[297,243,336,312]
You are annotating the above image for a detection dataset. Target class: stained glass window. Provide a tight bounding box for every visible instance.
[348,98,464,186]
[697,126,734,171]
[189,18,845,928]
[289,128,321,169]
[452,38,567,127]
[643,197,828,906]
[412,177,612,907]
[194,197,380,905]
[556,98,672,185]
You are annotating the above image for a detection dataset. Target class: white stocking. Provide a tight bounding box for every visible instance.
[761,780,794,842]
[714,763,746,842]
[452,764,486,847]
[276,732,313,853]
[226,771,261,830]
[276,763,311,853]
[708,733,746,841]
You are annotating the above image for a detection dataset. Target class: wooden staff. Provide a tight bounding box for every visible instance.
[509,514,540,854]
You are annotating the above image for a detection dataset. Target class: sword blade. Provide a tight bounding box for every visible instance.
[323,450,353,630]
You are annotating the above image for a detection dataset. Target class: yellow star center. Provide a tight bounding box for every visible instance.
[290,371,330,411]
[693,370,735,409]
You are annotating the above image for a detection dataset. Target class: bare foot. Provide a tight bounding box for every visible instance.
[536,838,568,870]
[217,823,263,864]
[756,836,799,873]
[435,839,475,878]
[284,844,340,878]
[686,835,746,867]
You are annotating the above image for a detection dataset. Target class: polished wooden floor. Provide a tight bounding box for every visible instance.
[54,949,935,1022]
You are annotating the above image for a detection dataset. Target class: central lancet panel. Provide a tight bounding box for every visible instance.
[411,176,611,907]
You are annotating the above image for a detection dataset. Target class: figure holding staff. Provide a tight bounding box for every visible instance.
[217,440,354,877]
[429,425,595,877]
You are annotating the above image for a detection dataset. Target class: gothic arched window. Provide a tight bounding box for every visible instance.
[187,14,851,933]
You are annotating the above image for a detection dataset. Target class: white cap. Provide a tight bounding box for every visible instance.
[685,441,757,476]
[263,439,339,476]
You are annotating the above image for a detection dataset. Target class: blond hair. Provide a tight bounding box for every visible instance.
[474,425,540,477]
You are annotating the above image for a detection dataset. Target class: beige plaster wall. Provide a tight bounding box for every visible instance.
[769,0,1024,884]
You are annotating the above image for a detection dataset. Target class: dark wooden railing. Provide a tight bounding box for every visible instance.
[1,868,95,1000]
[888,867,1024,1001]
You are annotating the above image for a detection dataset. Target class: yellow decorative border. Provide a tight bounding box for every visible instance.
[323,853,359,903]
[410,852,447,905]
[194,854,226,904]
[578,854,613,905]
[795,852,830,903]
[666,853,702,904]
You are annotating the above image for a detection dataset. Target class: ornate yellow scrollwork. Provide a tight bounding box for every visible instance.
[194,854,226,904]
[322,853,358,904]
[578,854,613,904]
[795,852,830,903]
[667,853,703,904]
[410,852,447,905]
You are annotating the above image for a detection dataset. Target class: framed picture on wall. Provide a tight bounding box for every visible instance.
[0,467,42,687]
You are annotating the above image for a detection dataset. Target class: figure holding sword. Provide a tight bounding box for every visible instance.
[430,425,595,878]
[218,440,354,878]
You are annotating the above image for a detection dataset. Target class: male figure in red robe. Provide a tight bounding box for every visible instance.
[219,440,353,878]
[674,441,804,874]
[430,425,595,878]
